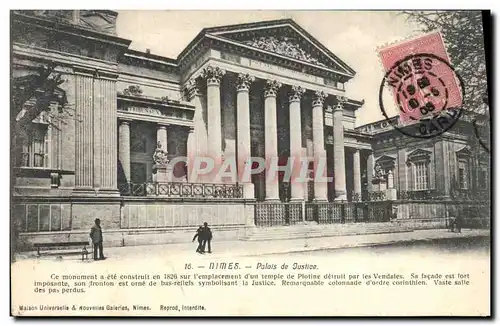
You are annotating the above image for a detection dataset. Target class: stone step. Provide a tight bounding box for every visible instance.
[240,223,414,241]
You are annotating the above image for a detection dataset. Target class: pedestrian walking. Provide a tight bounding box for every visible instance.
[455,215,463,233]
[192,225,204,254]
[89,218,105,260]
[201,222,212,254]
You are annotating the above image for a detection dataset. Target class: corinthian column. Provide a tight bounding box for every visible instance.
[236,73,255,199]
[333,96,347,201]
[200,65,225,163]
[289,85,305,201]
[264,80,281,201]
[311,91,328,201]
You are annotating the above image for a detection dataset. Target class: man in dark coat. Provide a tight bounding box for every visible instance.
[201,222,213,254]
[89,218,105,260]
[192,226,204,254]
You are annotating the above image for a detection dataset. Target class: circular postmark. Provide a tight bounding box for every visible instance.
[378,53,465,139]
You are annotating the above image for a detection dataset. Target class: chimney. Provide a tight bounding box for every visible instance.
[146,49,151,54]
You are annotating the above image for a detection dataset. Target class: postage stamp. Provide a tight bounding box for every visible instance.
[378,32,465,138]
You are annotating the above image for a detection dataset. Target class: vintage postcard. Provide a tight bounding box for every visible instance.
[10,10,491,317]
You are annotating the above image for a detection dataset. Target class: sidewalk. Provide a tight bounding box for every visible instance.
[15,228,490,262]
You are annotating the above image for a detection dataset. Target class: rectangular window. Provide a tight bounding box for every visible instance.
[458,160,469,189]
[414,161,428,190]
[20,124,48,168]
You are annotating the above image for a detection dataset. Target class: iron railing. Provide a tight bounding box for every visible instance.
[398,189,491,201]
[368,191,387,201]
[254,202,303,226]
[305,201,392,224]
[254,199,490,227]
[397,190,440,200]
[119,182,244,199]
[253,201,394,227]
[450,189,491,200]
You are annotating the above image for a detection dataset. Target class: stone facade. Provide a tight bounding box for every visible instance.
[11,11,489,248]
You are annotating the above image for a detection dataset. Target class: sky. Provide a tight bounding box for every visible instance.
[115,11,423,126]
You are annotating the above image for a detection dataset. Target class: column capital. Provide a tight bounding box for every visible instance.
[264,80,282,98]
[236,73,255,92]
[334,95,348,111]
[289,85,306,102]
[200,65,226,86]
[312,90,327,107]
[184,78,202,101]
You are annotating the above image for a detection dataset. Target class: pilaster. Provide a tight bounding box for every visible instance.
[434,140,450,196]
[367,151,374,193]
[94,72,119,192]
[353,149,361,199]
[74,68,94,191]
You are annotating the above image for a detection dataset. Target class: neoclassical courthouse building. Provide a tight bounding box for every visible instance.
[11,10,490,246]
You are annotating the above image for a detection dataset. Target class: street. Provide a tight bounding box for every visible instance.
[274,235,491,257]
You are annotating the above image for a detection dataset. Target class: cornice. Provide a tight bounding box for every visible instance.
[12,11,132,49]
[117,94,195,111]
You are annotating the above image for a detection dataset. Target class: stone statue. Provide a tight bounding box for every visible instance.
[374,163,384,180]
[387,170,394,189]
[153,141,169,165]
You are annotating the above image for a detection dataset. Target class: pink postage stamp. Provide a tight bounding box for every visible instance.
[378,32,463,123]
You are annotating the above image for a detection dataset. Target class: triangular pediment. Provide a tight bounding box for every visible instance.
[375,155,395,171]
[376,155,396,163]
[204,19,355,77]
[407,149,432,163]
[456,146,472,157]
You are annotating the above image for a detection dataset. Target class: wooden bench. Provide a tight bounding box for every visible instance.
[33,241,90,261]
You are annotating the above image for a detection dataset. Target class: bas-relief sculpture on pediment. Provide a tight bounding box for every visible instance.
[243,36,327,67]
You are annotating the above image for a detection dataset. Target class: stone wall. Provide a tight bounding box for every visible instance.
[121,201,249,228]
[14,198,253,250]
